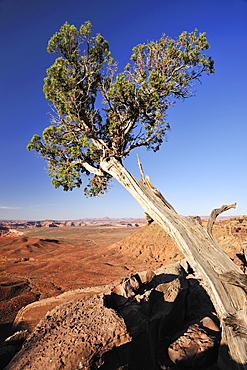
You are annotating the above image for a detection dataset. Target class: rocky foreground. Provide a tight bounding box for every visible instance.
[0,218,246,369]
[3,263,222,370]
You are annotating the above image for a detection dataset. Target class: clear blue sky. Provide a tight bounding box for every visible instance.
[1,0,246,220]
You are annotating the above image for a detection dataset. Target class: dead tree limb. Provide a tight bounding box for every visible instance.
[207,203,237,239]
[137,155,176,212]
[101,157,247,369]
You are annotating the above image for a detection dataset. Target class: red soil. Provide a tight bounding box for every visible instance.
[0,225,167,329]
[0,219,246,336]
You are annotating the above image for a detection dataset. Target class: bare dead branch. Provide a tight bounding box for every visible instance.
[136,156,177,213]
[137,155,145,182]
[207,203,237,238]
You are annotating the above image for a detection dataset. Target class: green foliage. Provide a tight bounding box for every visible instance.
[83,174,112,197]
[28,22,214,196]
[27,124,90,191]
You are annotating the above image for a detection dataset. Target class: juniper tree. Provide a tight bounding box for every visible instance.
[27,22,247,367]
[27,21,214,196]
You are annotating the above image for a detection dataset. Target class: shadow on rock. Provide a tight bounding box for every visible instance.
[3,262,225,370]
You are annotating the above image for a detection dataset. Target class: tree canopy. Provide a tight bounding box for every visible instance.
[27,21,214,196]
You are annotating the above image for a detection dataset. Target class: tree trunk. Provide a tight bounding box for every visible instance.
[100,157,247,369]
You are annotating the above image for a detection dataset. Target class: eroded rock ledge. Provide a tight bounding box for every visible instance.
[3,262,221,369]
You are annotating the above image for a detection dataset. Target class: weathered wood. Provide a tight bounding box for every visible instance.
[207,203,237,239]
[220,271,247,295]
[100,157,247,369]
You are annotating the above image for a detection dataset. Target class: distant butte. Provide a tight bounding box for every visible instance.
[0,217,146,233]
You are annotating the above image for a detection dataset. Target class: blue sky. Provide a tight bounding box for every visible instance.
[0,0,246,220]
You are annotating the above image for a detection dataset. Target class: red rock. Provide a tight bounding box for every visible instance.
[5,295,131,370]
[168,322,220,368]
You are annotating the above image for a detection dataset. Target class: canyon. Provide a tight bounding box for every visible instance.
[0,216,246,369]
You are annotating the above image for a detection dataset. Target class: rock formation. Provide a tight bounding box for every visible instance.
[1,219,246,369]
[4,262,221,370]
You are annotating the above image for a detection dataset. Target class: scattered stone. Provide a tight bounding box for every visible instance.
[200,316,221,333]
[168,320,220,369]
[137,270,156,285]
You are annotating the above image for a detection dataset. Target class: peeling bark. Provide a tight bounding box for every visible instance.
[100,157,247,369]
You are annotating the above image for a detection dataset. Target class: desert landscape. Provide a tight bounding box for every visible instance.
[0,216,247,369]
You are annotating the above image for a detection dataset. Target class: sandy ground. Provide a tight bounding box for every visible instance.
[0,219,246,342]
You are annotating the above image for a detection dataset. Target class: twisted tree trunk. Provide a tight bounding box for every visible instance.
[101,157,247,369]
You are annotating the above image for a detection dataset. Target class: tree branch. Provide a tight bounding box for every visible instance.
[72,158,105,176]
[123,134,155,156]
[137,155,145,182]
[137,155,177,212]
[207,203,237,238]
